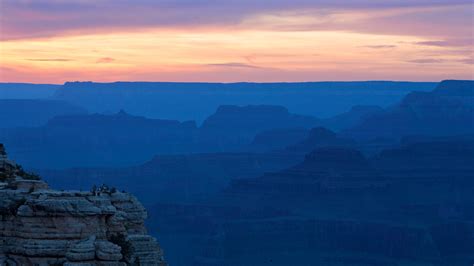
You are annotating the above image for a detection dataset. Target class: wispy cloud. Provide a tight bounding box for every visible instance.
[459,58,474,65]
[362,45,397,49]
[96,57,115,63]
[1,0,472,41]
[414,38,473,47]
[1,1,472,83]
[26,58,72,62]
[207,62,262,69]
[406,58,445,64]
[415,41,451,46]
[0,66,17,72]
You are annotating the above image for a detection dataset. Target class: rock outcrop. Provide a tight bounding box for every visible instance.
[0,144,167,265]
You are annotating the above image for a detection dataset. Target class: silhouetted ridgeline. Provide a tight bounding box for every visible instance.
[0,105,321,168]
[53,81,436,121]
[0,111,198,168]
[433,79,474,96]
[248,107,382,152]
[0,79,473,266]
[284,127,356,153]
[0,99,87,128]
[346,80,474,139]
[198,105,320,151]
[0,83,60,99]
[2,81,470,169]
[320,105,384,131]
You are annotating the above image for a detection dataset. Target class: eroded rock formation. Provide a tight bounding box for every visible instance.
[0,144,167,265]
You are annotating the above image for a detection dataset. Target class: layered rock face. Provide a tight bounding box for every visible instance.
[0,144,166,266]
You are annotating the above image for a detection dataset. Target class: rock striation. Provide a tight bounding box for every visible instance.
[0,144,167,265]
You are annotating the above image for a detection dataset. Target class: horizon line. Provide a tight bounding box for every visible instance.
[2,80,465,86]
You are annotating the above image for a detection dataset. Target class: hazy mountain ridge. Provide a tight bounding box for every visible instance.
[0,99,87,128]
[346,80,474,139]
[284,127,356,153]
[146,80,474,265]
[52,81,436,121]
[0,111,198,168]
[198,105,320,151]
[1,79,473,265]
[0,83,60,99]
[320,105,384,131]
[0,105,320,168]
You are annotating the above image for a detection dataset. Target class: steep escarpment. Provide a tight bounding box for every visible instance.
[0,144,167,265]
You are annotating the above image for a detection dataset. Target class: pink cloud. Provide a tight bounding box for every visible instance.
[1,0,472,41]
[96,57,115,63]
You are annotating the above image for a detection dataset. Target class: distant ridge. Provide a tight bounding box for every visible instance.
[433,80,474,96]
[346,79,474,139]
[0,99,87,128]
[51,81,437,121]
[0,83,60,99]
[60,80,436,89]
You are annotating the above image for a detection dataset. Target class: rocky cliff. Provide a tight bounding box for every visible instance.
[0,144,167,266]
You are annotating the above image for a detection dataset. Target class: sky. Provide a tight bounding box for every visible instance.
[0,0,473,83]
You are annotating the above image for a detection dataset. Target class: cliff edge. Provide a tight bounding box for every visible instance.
[0,144,167,265]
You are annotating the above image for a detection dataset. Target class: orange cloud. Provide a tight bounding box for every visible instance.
[96,57,115,63]
[0,3,472,83]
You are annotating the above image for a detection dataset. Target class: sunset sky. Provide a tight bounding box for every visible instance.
[0,0,473,83]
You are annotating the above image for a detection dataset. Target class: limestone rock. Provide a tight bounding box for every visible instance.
[0,145,167,265]
[66,236,96,261]
[95,240,122,261]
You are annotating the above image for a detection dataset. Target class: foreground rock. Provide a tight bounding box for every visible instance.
[0,144,167,265]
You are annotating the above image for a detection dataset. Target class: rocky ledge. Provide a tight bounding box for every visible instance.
[0,144,167,265]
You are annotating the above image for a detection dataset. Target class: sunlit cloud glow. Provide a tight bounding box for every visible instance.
[0,0,472,82]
